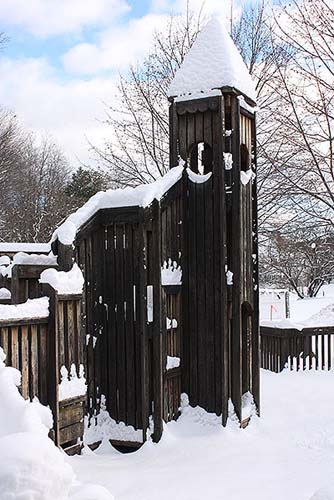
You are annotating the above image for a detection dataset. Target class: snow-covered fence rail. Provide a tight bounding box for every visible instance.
[261,326,334,372]
[11,263,58,303]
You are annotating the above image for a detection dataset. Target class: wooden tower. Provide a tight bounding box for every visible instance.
[55,17,261,448]
[168,18,260,425]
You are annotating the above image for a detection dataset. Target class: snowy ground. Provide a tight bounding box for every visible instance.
[69,369,334,500]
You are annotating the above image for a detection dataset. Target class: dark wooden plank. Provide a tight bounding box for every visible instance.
[21,325,29,399]
[230,95,242,420]
[59,421,84,446]
[30,324,39,399]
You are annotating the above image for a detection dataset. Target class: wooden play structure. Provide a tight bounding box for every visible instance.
[0,18,260,450]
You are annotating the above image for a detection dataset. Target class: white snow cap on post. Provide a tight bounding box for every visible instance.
[168,17,257,103]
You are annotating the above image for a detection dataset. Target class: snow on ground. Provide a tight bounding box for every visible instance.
[0,347,113,500]
[70,369,334,500]
[261,284,334,327]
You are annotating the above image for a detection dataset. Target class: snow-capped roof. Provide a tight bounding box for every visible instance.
[168,18,257,103]
[52,164,185,246]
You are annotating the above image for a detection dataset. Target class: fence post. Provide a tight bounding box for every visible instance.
[11,265,26,304]
[57,241,73,272]
[285,292,290,319]
[42,283,60,445]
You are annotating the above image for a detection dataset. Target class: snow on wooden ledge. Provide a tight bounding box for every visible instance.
[0,297,49,322]
[39,263,84,295]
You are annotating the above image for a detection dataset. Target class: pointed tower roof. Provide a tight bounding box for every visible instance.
[167,18,257,104]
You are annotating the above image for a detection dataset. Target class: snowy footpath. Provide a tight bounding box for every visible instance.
[70,369,334,500]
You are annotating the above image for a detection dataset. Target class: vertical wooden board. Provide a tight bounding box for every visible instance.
[21,326,29,399]
[106,224,118,421]
[139,222,149,438]
[152,201,163,442]
[93,227,106,409]
[85,236,96,413]
[0,327,8,360]
[30,324,39,399]
[116,224,126,422]
[125,224,136,427]
[195,182,207,409]
[178,114,187,160]
[63,301,69,369]
[188,180,198,403]
[181,172,190,396]
[328,334,332,371]
[205,177,215,411]
[250,116,260,412]
[169,103,178,168]
[67,301,75,368]
[195,112,204,144]
[230,95,242,420]
[58,300,65,369]
[133,224,143,430]
[38,324,48,404]
[11,326,19,369]
[203,111,213,147]
[187,113,196,159]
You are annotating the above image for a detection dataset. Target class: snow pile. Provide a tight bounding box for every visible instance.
[70,370,334,500]
[240,168,255,186]
[261,301,334,329]
[0,242,51,254]
[178,393,222,428]
[0,255,11,266]
[226,269,233,285]
[161,259,182,286]
[13,251,57,266]
[40,263,84,295]
[52,164,184,245]
[166,356,180,370]
[59,364,87,401]
[0,252,57,279]
[223,152,233,170]
[166,317,178,329]
[0,264,11,277]
[186,168,212,184]
[0,287,11,300]
[0,348,114,500]
[241,391,257,420]
[260,318,304,330]
[0,297,49,322]
[303,303,334,328]
[84,395,143,445]
[168,18,257,102]
[310,488,334,500]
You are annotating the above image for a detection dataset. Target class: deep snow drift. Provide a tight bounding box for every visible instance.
[70,369,334,500]
[0,347,113,500]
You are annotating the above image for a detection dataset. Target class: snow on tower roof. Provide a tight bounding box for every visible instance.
[168,18,257,104]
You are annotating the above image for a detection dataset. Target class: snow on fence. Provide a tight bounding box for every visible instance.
[261,326,334,372]
[0,278,85,453]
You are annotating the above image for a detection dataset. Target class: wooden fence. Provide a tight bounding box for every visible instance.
[0,283,84,453]
[261,326,334,372]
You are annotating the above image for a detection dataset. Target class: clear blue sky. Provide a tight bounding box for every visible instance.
[0,0,263,167]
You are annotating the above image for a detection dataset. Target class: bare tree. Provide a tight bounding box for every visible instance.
[260,225,334,297]
[90,7,204,187]
[260,0,334,230]
[0,114,72,242]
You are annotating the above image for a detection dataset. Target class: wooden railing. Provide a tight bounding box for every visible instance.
[0,317,49,402]
[0,285,84,452]
[261,326,334,372]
